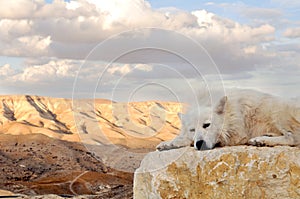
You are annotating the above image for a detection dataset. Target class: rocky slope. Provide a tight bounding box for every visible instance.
[134,146,300,199]
[0,95,183,198]
[0,134,133,198]
[0,95,182,148]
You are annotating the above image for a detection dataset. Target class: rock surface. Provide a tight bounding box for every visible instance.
[134,146,300,199]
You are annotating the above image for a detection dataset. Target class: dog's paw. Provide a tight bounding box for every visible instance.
[248,137,267,147]
[156,141,174,151]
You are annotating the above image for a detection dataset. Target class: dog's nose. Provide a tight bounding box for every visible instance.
[195,140,209,150]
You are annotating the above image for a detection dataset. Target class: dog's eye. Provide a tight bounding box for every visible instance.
[189,128,195,132]
[202,123,210,129]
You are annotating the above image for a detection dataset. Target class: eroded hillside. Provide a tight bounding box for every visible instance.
[0,95,183,149]
[0,95,183,198]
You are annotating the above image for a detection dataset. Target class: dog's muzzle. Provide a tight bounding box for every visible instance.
[195,140,210,150]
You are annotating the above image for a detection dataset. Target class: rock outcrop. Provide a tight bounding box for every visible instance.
[134,146,300,199]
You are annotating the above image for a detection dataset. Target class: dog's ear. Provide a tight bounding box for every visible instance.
[215,96,227,114]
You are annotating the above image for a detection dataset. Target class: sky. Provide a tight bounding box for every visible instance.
[0,0,299,103]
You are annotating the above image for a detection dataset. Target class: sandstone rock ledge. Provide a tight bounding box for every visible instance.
[134,146,300,199]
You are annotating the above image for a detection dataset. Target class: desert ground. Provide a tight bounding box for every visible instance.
[0,95,182,198]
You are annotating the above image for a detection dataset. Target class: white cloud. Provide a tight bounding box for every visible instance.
[0,0,298,100]
[243,46,257,54]
[0,64,15,76]
[284,27,300,38]
[191,10,275,43]
[107,63,153,75]
[192,10,214,27]
[0,19,32,41]
[18,35,51,50]
[85,0,154,29]
[134,64,153,72]
[0,6,278,97]
[66,1,81,10]
[0,0,276,60]
[107,64,131,75]
[10,59,79,82]
[1,35,51,57]
[0,0,37,19]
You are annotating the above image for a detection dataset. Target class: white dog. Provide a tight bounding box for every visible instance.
[157,89,300,151]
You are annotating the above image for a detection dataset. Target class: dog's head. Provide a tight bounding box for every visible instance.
[182,96,227,150]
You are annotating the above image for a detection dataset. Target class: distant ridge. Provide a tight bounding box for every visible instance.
[0,95,182,149]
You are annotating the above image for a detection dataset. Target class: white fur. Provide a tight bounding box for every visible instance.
[157,89,300,151]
